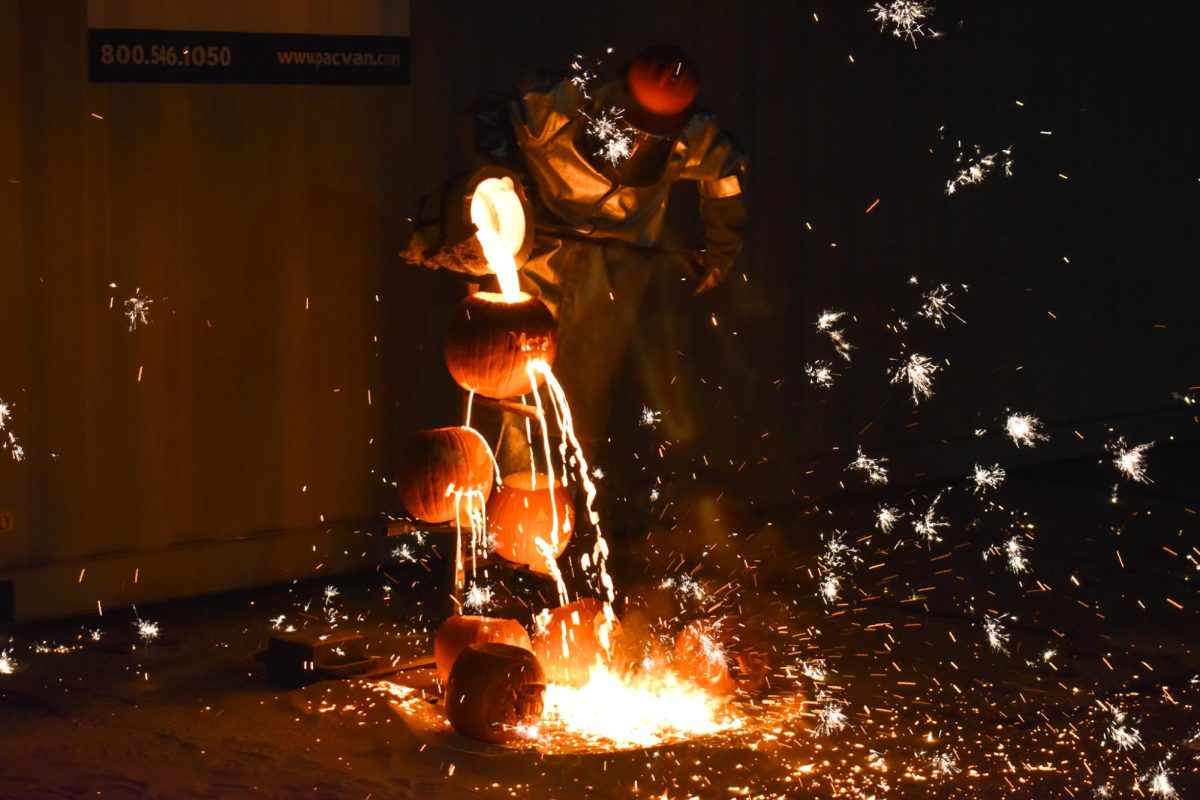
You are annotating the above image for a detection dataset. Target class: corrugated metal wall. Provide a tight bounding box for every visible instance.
[0,0,431,620]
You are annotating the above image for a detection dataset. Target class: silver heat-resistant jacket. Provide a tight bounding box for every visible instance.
[467,74,748,451]
[507,75,747,274]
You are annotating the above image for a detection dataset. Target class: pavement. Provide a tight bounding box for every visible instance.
[1,442,1197,798]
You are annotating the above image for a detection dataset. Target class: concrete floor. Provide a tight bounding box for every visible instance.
[1,443,1198,798]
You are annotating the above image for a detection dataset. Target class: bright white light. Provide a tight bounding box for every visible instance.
[584,107,633,166]
[812,698,847,737]
[1106,707,1143,752]
[918,283,964,327]
[463,583,494,612]
[639,405,663,428]
[816,310,854,362]
[946,144,1014,195]
[1110,437,1154,483]
[890,353,941,404]
[983,614,1009,655]
[124,289,153,331]
[805,360,837,388]
[871,0,938,47]
[912,492,949,545]
[848,447,889,485]
[970,463,1006,494]
[876,505,902,533]
[1005,412,1048,447]
[540,666,741,748]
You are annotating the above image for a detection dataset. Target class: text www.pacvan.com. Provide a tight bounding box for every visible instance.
[276,49,404,68]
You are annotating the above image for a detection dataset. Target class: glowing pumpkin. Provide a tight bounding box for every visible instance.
[531,598,623,687]
[486,473,574,573]
[443,291,557,400]
[673,619,737,697]
[445,642,546,743]
[396,427,494,523]
[433,614,532,685]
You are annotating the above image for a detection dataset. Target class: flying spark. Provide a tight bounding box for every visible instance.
[847,447,889,484]
[970,463,1006,494]
[811,697,848,737]
[890,353,941,404]
[985,535,1030,573]
[917,283,964,327]
[639,405,663,427]
[124,289,153,331]
[1105,707,1143,752]
[983,614,1010,655]
[392,544,417,562]
[1109,437,1154,483]
[584,107,633,166]
[1142,762,1178,798]
[660,575,707,602]
[816,310,854,362]
[5,432,23,462]
[568,47,612,99]
[804,360,838,388]
[133,613,160,646]
[0,649,15,674]
[463,583,494,612]
[0,400,23,462]
[818,574,843,604]
[817,531,861,604]
[946,144,1014,195]
[912,492,949,545]
[930,750,961,776]
[876,505,902,533]
[1003,536,1029,573]
[569,60,597,99]
[871,0,937,47]
[816,310,844,332]
[1005,412,1048,447]
[801,659,828,682]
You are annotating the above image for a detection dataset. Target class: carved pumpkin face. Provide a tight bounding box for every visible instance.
[396,427,495,523]
[486,473,574,573]
[433,615,532,685]
[443,292,557,400]
[532,598,624,687]
[445,642,546,743]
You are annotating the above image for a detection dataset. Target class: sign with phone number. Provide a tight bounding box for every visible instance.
[88,28,409,85]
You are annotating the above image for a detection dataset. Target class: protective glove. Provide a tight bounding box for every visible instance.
[691,250,732,296]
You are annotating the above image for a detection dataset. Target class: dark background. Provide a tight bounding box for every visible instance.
[409,0,1199,513]
[3,0,1198,620]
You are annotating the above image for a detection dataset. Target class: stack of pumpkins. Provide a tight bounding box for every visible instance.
[394,169,619,742]
[395,169,574,578]
[434,599,624,742]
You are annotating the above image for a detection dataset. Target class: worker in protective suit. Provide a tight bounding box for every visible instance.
[415,44,747,476]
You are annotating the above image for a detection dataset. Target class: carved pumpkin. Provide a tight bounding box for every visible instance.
[433,615,532,685]
[445,642,546,743]
[531,598,624,687]
[673,619,737,697]
[443,292,557,400]
[486,473,574,573]
[396,427,495,523]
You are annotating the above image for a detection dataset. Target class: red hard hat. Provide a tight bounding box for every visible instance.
[627,44,698,119]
